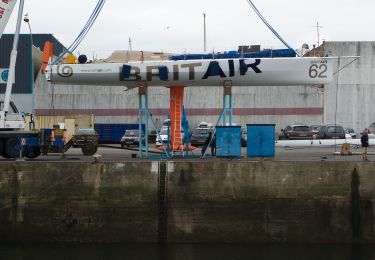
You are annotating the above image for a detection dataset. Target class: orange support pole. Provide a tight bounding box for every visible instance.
[41,41,54,73]
[169,86,184,151]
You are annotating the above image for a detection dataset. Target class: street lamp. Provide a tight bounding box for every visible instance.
[23,13,32,42]
[23,13,35,129]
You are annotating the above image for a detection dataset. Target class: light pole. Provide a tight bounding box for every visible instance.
[203,13,207,53]
[24,12,33,78]
[24,13,35,129]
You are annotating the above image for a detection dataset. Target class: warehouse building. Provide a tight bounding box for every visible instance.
[33,49,324,134]
[2,36,373,136]
[0,34,66,113]
[323,41,375,133]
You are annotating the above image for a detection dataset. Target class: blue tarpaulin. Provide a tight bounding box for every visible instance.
[169,49,296,61]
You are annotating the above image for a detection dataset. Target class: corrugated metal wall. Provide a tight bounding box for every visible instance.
[31,34,67,56]
[34,70,324,133]
[0,34,67,94]
[33,41,375,134]
[0,34,32,93]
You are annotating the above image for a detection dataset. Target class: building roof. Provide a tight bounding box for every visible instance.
[103,50,173,62]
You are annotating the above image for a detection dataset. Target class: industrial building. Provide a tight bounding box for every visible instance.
[0,34,66,113]
[1,36,373,135]
[323,41,375,133]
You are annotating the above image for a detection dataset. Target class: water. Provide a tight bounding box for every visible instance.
[1,244,375,260]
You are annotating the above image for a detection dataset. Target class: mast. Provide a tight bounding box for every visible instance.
[203,13,207,53]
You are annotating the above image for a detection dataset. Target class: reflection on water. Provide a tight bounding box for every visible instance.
[0,244,374,260]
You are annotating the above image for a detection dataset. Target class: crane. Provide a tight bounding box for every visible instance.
[0,0,100,159]
[0,0,18,40]
[0,0,26,131]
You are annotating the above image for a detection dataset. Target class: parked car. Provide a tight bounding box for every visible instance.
[241,127,247,147]
[120,129,145,148]
[197,121,214,129]
[345,128,357,139]
[156,126,186,146]
[310,125,322,134]
[148,130,157,143]
[156,127,169,146]
[279,125,314,140]
[318,125,346,139]
[163,119,170,127]
[191,128,213,146]
[73,128,98,147]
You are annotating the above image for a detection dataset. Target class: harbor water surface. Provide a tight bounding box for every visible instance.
[1,244,375,260]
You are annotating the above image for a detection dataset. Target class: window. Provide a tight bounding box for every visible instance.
[77,129,96,135]
[160,128,168,135]
[125,130,143,136]
[327,126,344,133]
[369,122,375,133]
[194,129,210,135]
[293,126,310,132]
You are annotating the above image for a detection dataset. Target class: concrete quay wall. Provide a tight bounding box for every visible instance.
[0,161,374,244]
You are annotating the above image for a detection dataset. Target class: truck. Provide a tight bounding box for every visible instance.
[0,0,98,159]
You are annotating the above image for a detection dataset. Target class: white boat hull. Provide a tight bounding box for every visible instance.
[46,57,333,87]
[276,139,374,148]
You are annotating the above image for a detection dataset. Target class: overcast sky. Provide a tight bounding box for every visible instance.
[4,0,374,58]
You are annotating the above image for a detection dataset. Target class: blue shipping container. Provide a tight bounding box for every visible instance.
[247,124,275,157]
[216,126,241,157]
[94,124,145,144]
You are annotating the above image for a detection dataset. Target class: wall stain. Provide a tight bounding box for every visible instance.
[62,213,78,231]
[350,168,361,238]
[10,166,20,242]
[178,164,194,188]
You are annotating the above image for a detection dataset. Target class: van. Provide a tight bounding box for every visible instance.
[198,121,214,129]
[163,119,170,127]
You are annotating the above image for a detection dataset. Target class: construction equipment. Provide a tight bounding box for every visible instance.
[0,0,98,159]
[0,0,37,158]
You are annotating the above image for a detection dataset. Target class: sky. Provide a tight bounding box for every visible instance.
[3,0,374,59]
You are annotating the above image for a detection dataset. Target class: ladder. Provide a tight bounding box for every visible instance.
[169,86,184,151]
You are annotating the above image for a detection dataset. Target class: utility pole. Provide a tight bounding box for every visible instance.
[316,21,323,47]
[127,37,132,62]
[128,37,132,52]
[203,13,207,53]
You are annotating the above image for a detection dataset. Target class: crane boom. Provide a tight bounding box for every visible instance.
[0,0,18,40]
[0,0,25,130]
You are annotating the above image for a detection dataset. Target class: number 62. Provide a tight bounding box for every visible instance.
[309,64,327,78]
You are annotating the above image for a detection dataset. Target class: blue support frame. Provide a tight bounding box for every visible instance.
[202,82,233,158]
[138,83,169,159]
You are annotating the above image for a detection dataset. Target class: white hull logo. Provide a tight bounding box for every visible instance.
[57,65,73,78]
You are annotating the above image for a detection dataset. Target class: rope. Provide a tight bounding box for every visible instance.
[53,0,106,64]
[333,57,359,75]
[245,0,297,56]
